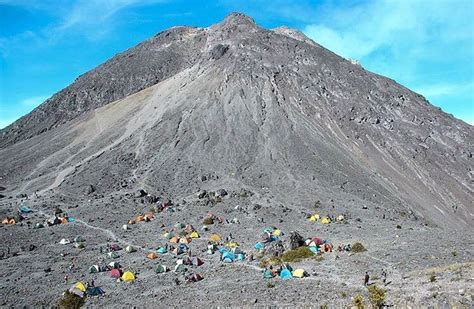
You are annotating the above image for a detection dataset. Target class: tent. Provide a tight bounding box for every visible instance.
[309,214,320,222]
[190,231,200,238]
[272,229,282,237]
[263,269,274,279]
[225,241,240,248]
[232,247,244,254]
[122,271,135,282]
[280,268,293,279]
[34,223,44,229]
[147,252,158,260]
[191,257,204,266]
[254,242,264,250]
[169,236,179,244]
[110,244,121,251]
[108,261,121,269]
[74,282,87,292]
[184,224,195,234]
[59,238,70,245]
[122,224,128,231]
[174,264,187,273]
[321,217,331,224]
[336,214,345,222]
[19,206,32,213]
[292,269,307,278]
[110,268,122,279]
[187,273,204,282]
[74,242,85,249]
[163,232,174,239]
[157,247,168,254]
[309,246,319,253]
[174,223,185,229]
[172,247,184,255]
[155,265,169,273]
[237,253,246,261]
[176,257,191,266]
[86,287,105,297]
[201,225,209,231]
[179,237,191,244]
[310,237,324,247]
[74,236,85,243]
[107,252,119,259]
[89,265,100,274]
[125,245,137,253]
[222,251,235,263]
[209,233,221,242]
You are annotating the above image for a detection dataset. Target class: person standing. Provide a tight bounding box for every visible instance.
[364,271,370,286]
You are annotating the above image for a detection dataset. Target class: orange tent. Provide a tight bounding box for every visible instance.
[136,215,145,222]
[147,252,158,260]
[169,236,179,244]
[60,217,68,224]
[128,219,136,225]
[209,233,221,242]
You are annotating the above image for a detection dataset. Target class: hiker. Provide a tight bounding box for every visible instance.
[174,278,180,286]
[364,272,370,286]
[90,279,95,287]
[381,269,387,285]
[64,274,68,283]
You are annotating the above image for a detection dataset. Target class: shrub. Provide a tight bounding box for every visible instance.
[266,282,275,288]
[281,246,314,262]
[259,257,282,268]
[202,217,214,225]
[352,242,367,253]
[313,255,325,262]
[367,284,385,308]
[451,251,457,257]
[429,274,436,282]
[341,292,347,298]
[58,291,85,309]
[352,294,365,309]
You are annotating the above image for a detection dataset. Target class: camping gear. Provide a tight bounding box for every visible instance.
[263,269,274,279]
[125,245,137,253]
[86,287,105,296]
[155,265,168,273]
[89,265,100,274]
[280,268,292,279]
[254,242,264,250]
[122,224,128,231]
[174,264,187,273]
[59,239,70,245]
[110,268,122,279]
[107,252,119,259]
[157,247,168,254]
[272,229,282,236]
[186,273,203,282]
[174,223,185,229]
[122,271,135,282]
[169,236,179,244]
[74,236,85,243]
[309,214,320,222]
[75,242,85,249]
[336,215,345,222]
[147,252,158,260]
[209,233,221,242]
[179,237,191,244]
[321,217,331,224]
[190,231,200,238]
[191,257,204,266]
[225,241,240,248]
[69,282,86,297]
[108,261,120,269]
[110,244,121,251]
[67,217,75,222]
[34,222,44,229]
[222,251,235,263]
[19,205,32,213]
[292,269,307,278]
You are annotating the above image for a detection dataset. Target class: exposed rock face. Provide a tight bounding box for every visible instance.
[0,13,472,230]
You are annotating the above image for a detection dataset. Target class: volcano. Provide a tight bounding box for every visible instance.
[0,13,472,307]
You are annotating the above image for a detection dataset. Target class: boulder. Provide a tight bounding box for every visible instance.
[288,231,305,250]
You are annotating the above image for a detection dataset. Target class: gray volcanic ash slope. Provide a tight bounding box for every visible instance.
[0,13,473,307]
[1,13,472,229]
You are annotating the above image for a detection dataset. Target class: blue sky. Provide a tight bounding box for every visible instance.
[0,0,473,128]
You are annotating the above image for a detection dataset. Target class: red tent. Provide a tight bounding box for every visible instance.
[311,237,323,246]
[192,257,204,266]
[110,268,122,279]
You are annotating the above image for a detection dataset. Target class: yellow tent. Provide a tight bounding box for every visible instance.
[74,282,87,292]
[225,241,240,248]
[321,217,331,224]
[169,236,179,244]
[309,214,320,222]
[190,231,200,238]
[336,215,345,222]
[272,229,282,236]
[122,271,135,282]
[209,233,221,242]
[292,269,306,278]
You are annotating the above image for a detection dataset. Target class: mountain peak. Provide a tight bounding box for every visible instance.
[220,12,256,27]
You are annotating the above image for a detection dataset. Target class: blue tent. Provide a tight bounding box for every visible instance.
[237,253,246,261]
[219,247,228,254]
[254,242,264,250]
[222,251,235,263]
[157,247,167,254]
[19,206,32,213]
[280,269,292,280]
[263,270,273,279]
[309,246,319,253]
[86,287,105,296]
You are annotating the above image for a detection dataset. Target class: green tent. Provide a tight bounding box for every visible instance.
[89,265,100,273]
[155,265,169,273]
[174,264,187,273]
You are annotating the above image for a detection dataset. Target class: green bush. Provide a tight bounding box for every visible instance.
[58,291,85,309]
[367,284,385,308]
[259,257,282,268]
[281,246,314,262]
[341,292,347,298]
[202,217,214,225]
[353,294,365,309]
[352,242,367,253]
[266,282,275,288]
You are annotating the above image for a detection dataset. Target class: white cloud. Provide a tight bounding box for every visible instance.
[20,95,49,107]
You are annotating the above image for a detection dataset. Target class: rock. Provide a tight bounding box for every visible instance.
[201,175,207,182]
[28,244,36,251]
[288,231,305,250]
[216,189,228,197]
[134,189,147,198]
[264,240,285,257]
[44,267,51,273]
[86,184,96,195]
[197,190,207,199]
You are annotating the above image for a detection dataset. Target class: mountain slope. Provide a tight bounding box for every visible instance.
[0,13,472,231]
